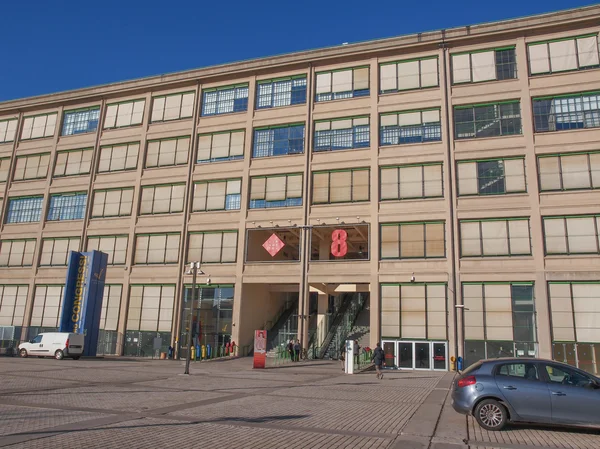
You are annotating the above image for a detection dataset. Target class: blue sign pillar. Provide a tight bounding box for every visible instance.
[59,250,108,357]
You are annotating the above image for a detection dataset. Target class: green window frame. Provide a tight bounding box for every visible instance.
[134,233,180,264]
[312,168,369,204]
[460,218,531,257]
[104,99,145,129]
[379,56,439,93]
[381,221,446,259]
[457,157,526,196]
[150,91,195,123]
[53,148,93,178]
[193,178,242,212]
[146,135,190,168]
[380,163,443,201]
[451,46,517,84]
[13,153,51,181]
[528,34,600,76]
[315,66,370,102]
[139,183,186,215]
[543,214,600,256]
[91,187,134,218]
[197,130,244,163]
[454,100,522,139]
[538,151,600,192]
[20,113,57,140]
[0,118,18,143]
[98,142,140,173]
[187,231,238,264]
[39,237,80,266]
[87,235,128,265]
[0,239,36,267]
[0,157,11,183]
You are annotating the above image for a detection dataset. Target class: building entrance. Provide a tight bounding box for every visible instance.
[382,340,448,371]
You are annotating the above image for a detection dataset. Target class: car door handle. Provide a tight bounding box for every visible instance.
[551,392,566,396]
[503,386,517,390]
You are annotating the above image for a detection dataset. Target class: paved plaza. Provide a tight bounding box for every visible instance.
[0,357,599,449]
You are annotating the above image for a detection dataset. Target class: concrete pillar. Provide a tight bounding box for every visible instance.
[316,292,328,346]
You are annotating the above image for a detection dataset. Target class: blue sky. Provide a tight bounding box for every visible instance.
[0,0,595,102]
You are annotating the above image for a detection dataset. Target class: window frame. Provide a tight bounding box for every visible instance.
[86,235,129,265]
[61,106,100,136]
[97,142,140,173]
[134,233,181,265]
[315,66,370,102]
[253,123,306,158]
[314,116,370,152]
[139,183,186,215]
[192,178,242,212]
[197,130,245,164]
[457,157,527,196]
[53,148,93,178]
[91,187,134,218]
[39,237,81,267]
[380,108,442,146]
[5,196,44,224]
[255,75,307,109]
[379,56,439,94]
[20,113,57,141]
[537,151,600,192]
[0,284,28,327]
[104,98,146,129]
[249,173,303,209]
[0,157,10,183]
[201,84,249,117]
[150,91,195,123]
[451,46,518,85]
[380,162,444,201]
[145,135,190,168]
[47,192,88,222]
[460,217,532,257]
[13,152,51,181]
[0,239,37,267]
[528,34,600,76]
[380,221,446,260]
[542,214,600,256]
[0,118,18,143]
[454,100,522,140]
[187,230,238,264]
[532,91,600,133]
[311,168,370,205]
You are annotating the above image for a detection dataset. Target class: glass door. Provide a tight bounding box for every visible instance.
[432,342,447,370]
[415,342,430,369]
[398,342,414,369]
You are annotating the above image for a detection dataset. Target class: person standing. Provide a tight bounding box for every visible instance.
[293,340,300,362]
[287,340,294,361]
[353,340,360,365]
[372,343,384,379]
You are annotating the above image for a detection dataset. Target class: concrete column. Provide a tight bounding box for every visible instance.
[316,292,328,346]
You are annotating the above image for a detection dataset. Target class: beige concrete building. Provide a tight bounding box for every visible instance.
[1,5,600,371]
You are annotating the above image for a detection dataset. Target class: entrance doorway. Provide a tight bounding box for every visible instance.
[381,340,448,371]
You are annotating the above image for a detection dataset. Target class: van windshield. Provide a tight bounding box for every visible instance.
[31,335,43,344]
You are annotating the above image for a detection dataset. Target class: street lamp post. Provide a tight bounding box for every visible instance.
[184,261,204,375]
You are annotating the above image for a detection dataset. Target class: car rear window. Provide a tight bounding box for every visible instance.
[462,361,483,375]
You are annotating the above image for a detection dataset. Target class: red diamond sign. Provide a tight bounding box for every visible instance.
[263,233,285,257]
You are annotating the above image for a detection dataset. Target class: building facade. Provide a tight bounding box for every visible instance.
[1,6,600,371]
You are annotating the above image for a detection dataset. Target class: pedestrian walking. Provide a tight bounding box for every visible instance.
[340,344,346,371]
[293,340,301,362]
[372,343,384,379]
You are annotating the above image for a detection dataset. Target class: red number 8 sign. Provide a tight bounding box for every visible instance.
[331,229,348,257]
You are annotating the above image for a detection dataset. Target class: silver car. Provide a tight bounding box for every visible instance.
[451,358,600,431]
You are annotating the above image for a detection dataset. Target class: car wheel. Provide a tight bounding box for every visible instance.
[19,349,28,358]
[72,356,81,360]
[54,349,64,360]
[474,399,508,431]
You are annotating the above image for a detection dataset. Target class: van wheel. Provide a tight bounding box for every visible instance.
[54,349,64,360]
[474,399,508,431]
[72,356,81,360]
[19,349,28,358]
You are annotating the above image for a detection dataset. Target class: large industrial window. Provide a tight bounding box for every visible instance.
[5,196,44,224]
[187,231,238,264]
[381,283,447,340]
[202,84,249,116]
[315,67,369,102]
[0,118,18,143]
[134,233,180,264]
[97,284,122,355]
[457,157,526,195]
[249,174,302,209]
[47,192,87,221]
[197,130,244,163]
[452,47,517,84]
[20,113,57,140]
[91,187,134,218]
[310,224,370,261]
[98,142,139,173]
[314,117,369,152]
[54,149,93,177]
[460,218,531,257]
[39,237,80,266]
[380,57,438,93]
[13,153,50,181]
[104,99,145,128]
[150,92,194,122]
[30,285,65,330]
[0,239,36,267]
[381,222,445,259]
[380,163,443,200]
[454,101,522,139]
[87,235,128,265]
[380,109,441,145]
[533,92,600,132]
[62,107,100,136]
[146,136,190,168]
[528,35,600,76]
[246,228,301,262]
[543,215,600,255]
[193,179,241,212]
[256,76,307,109]
[0,285,28,328]
[0,158,9,183]
[140,184,185,215]
[312,168,369,204]
[538,151,600,191]
[253,123,305,157]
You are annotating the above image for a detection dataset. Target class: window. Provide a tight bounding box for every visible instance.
[61,107,100,136]
[545,364,593,387]
[5,196,43,223]
[197,130,244,163]
[381,163,443,200]
[87,235,128,265]
[150,92,194,122]
[54,149,93,177]
[98,142,139,173]
[249,174,302,209]
[146,136,190,168]
[497,363,539,380]
[0,118,18,143]
[0,158,9,182]
[187,231,237,263]
[201,84,249,116]
[314,117,369,152]
[543,215,600,255]
[13,153,50,181]
[538,151,600,191]
[256,76,307,109]
[47,192,87,221]
[380,283,447,340]
[21,113,57,140]
[533,92,600,132]
[381,222,445,259]
[528,35,600,76]
[548,282,600,345]
[91,187,134,218]
[457,158,526,195]
[99,284,122,332]
[134,233,180,264]
[0,239,36,267]
[30,285,64,328]
[140,184,185,215]
[460,218,531,257]
[104,99,145,128]
[0,285,28,327]
[312,168,369,204]
[253,124,305,157]
[126,284,174,334]
[380,57,438,93]
[315,67,369,102]
[193,179,241,212]
[39,237,80,266]
[454,101,522,139]
[380,109,441,145]
[452,47,517,84]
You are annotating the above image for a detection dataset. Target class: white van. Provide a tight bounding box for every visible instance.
[18,333,84,360]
